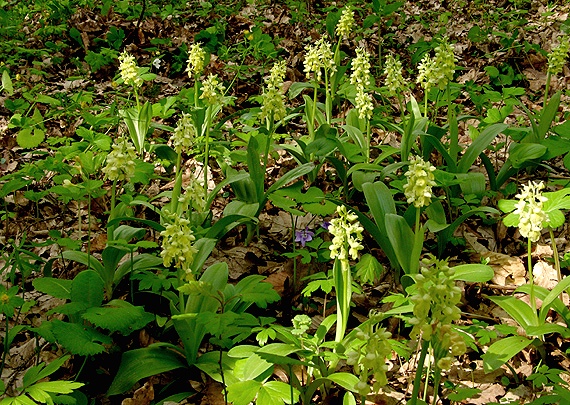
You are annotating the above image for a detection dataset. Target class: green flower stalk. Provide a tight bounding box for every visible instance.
[329,205,364,342]
[336,7,355,39]
[346,313,392,397]
[350,47,374,160]
[409,256,466,405]
[161,214,198,282]
[545,35,570,105]
[172,112,196,154]
[384,53,408,120]
[200,74,226,106]
[199,74,226,196]
[102,136,137,182]
[416,40,456,117]
[260,60,287,125]
[304,37,336,131]
[404,156,436,209]
[169,113,197,215]
[261,60,287,175]
[186,43,206,108]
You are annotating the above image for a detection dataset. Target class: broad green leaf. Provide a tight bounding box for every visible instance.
[537,276,570,322]
[227,380,260,405]
[32,278,72,300]
[361,182,399,270]
[488,295,538,330]
[62,251,105,277]
[457,123,507,173]
[26,381,84,395]
[343,392,357,405]
[327,372,360,392]
[508,143,547,168]
[107,344,186,395]
[70,270,104,308]
[497,199,517,213]
[233,275,280,309]
[525,324,570,338]
[482,335,532,373]
[16,127,45,149]
[385,214,415,274]
[241,354,273,381]
[266,162,315,196]
[2,70,13,95]
[451,264,494,283]
[538,91,561,140]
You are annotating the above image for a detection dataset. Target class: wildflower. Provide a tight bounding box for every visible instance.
[118,51,142,88]
[336,7,355,39]
[200,74,225,105]
[548,35,570,76]
[265,60,287,90]
[178,173,207,213]
[152,58,161,70]
[304,37,335,82]
[186,43,206,78]
[328,205,364,261]
[295,226,315,247]
[404,156,437,208]
[349,315,392,395]
[416,41,456,91]
[161,214,198,280]
[409,256,465,369]
[0,285,24,318]
[261,60,287,121]
[102,137,137,182]
[513,181,548,242]
[354,90,374,120]
[432,41,456,90]
[172,113,196,154]
[384,53,408,97]
[350,47,372,89]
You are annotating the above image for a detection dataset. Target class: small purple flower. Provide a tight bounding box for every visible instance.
[295,226,315,247]
[321,221,331,231]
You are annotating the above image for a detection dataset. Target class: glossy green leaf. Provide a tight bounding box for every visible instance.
[71,270,104,308]
[451,264,494,283]
[457,123,507,173]
[488,295,538,330]
[482,335,532,373]
[32,278,72,300]
[107,344,186,395]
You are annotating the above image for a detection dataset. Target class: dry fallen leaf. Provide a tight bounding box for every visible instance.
[533,260,559,290]
[121,381,154,405]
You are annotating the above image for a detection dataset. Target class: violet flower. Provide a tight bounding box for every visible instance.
[295,226,315,247]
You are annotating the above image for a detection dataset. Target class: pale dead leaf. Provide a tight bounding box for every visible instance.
[532,244,553,259]
[483,252,526,286]
[121,381,154,405]
[533,261,559,290]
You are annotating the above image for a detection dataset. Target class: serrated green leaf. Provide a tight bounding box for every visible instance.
[51,320,111,356]
[354,254,383,285]
[32,278,72,300]
[257,381,299,405]
[82,300,153,335]
[234,275,280,309]
[227,380,261,405]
